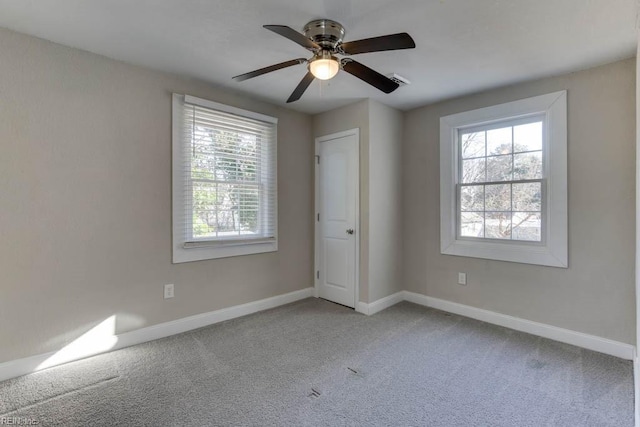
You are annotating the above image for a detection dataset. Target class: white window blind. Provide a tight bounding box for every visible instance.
[172,94,278,263]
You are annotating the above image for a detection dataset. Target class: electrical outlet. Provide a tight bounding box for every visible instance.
[164,284,174,299]
[457,273,467,286]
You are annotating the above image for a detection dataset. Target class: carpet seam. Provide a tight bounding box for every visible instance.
[0,375,120,416]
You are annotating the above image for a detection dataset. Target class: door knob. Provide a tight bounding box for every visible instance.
[346,229,354,235]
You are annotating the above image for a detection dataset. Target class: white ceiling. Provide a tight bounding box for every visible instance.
[0,0,636,114]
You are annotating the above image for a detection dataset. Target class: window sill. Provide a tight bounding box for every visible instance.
[173,240,278,263]
[441,238,567,268]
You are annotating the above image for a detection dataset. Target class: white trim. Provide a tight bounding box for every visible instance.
[314,134,322,302]
[355,301,369,315]
[314,129,360,309]
[356,292,404,316]
[635,36,640,427]
[351,291,634,359]
[403,291,635,360]
[0,287,314,382]
[440,91,568,267]
[184,94,278,124]
[635,353,639,427]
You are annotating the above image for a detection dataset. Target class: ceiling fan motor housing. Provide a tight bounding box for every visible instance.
[303,19,345,50]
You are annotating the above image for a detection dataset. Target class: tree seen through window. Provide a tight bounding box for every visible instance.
[459,120,543,241]
[191,126,261,239]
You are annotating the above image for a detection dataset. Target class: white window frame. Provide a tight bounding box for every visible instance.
[172,94,278,263]
[440,91,567,267]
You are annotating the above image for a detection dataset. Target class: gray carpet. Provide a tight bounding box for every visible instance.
[0,299,633,426]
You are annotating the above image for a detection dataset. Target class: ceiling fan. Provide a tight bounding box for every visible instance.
[232,19,416,103]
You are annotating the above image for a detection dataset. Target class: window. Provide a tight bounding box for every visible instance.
[440,91,567,267]
[459,117,543,241]
[172,94,277,263]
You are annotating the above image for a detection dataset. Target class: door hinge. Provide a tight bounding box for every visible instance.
[315,155,320,164]
[316,271,320,279]
[317,213,320,221]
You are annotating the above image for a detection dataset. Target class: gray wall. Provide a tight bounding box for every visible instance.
[403,58,636,344]
[0,28,314,363]
[368,101,404,302]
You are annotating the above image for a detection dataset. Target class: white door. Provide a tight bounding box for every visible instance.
[315,129,359,308]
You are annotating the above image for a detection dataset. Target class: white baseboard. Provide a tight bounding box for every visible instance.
[0,287,314,382]
[356,292,404,316]
[635,353,639,427]
[355,301,369,315]
[404,291,635,360]
[1,287,633,383]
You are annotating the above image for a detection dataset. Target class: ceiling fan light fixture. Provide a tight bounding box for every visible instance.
[235,21,416,102]
[309,52,339,80]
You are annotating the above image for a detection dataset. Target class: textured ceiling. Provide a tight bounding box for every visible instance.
[0,0,636,114]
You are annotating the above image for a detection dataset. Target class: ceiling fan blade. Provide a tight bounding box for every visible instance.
[341,59,399,94]
[287,72,315,103]
[264,25,321,50]
[233,58,307,82]
[340,33,415,55]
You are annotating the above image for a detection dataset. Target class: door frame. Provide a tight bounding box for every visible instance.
[314,128,360,308]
